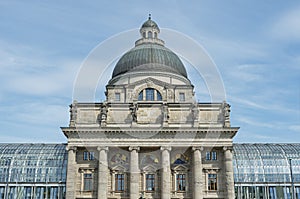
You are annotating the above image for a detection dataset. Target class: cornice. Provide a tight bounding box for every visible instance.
[61,127,239,139]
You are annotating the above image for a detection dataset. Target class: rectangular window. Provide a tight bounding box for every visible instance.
[179,93,185,101]
[146,174,155,191]
[206,151,211,160]
[115,174,124,191]
[208,174,217,191]
[146,88,154,101]
[206,151,217,161]
[89,151,95,160]
[83,151,89,160]
[83,173,93,191]
[211,151,217,160]
[176,174,186,191]
[115,93,120,101]
[83,151,94,161]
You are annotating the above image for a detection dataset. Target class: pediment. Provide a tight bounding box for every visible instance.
[129,77,171,89]
[142,164,157,172]
[111,165,127,172]
[172,164,189,171]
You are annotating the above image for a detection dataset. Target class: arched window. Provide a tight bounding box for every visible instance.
[143,32,146,38]
[148,31,153,39]
[154,32,157,38]
[138,88,162,101]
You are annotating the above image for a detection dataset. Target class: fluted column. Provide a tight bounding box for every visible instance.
[192,146,203,199]
[223,147,234,199]
[66,146,77,199]
[161,146,171,199]
[129,146,140,199]
[97,146,108,199]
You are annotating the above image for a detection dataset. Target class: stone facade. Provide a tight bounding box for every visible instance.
[62,16,239,199]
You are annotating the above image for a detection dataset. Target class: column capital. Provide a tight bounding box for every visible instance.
[160,146,171,152]
[223,146,233,152]
[66,146,77,152]
[97,146,108,152]
[192,146,204,152]
[129,146,140,152]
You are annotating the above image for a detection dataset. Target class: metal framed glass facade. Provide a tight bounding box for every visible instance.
[233,144,300,199]
[1,143,300,198]
[0,144,67,199]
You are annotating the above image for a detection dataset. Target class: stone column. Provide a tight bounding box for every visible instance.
[97,146,108,199]
[223,147,234,199]
[129,146,140,199]
[192,146,203,199]
[66,146,77,199]
[161,146,171,199]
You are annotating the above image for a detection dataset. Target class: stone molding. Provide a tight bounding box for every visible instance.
[223,146,233,152]
[192,146,204,152]
[129,146,140,151]
[97,146,108,151]
[160,146,171,152]
[66,146,77,151]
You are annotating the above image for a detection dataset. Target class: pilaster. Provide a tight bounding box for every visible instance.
[97,146,108,199]
[192,146,204,199]
[66,146,77,199]
[129,146,140,199]
[223,146,234,199]
[161,146,171,199]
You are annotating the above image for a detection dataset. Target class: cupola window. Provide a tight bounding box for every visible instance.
[148,31,153,39]
[138,88,162,101]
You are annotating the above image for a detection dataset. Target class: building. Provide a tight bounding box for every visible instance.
[0,17,299,199]
[61,16,239,199]
[1,143,300,199]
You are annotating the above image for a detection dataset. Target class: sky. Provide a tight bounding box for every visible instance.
[0,1,299,143]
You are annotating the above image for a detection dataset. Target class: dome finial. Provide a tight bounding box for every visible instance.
[148,13,151,20]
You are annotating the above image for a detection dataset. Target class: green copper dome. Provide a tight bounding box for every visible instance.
[112,16,187,79]
[112,43,187,78]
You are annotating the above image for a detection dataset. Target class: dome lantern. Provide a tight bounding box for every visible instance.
[136,14,164,46]
[111,16,188,79]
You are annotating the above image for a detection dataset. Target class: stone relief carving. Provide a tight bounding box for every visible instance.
[130,103,138,122]
[100,102,108,126]
[110,153,129,166]
[222,101,231,127]
[141,154,159,166]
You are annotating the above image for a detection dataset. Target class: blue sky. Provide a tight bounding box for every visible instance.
[0,1,299,143]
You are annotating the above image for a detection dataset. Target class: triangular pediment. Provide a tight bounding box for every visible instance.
[111,165,127,172]
[172,164,188,171]
[129,77,171,89]
[142,164,157,172]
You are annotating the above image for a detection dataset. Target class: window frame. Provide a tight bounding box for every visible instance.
[208,173,218,191]
[179,93,185,102]
[206,151,217,161]
[115,173,125,192]
[83,151,95,161]
[115,92,121,101]
[146,173,155,191]
[83,173,93,191]
[176,173,186,192]
[138,88,162,101]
